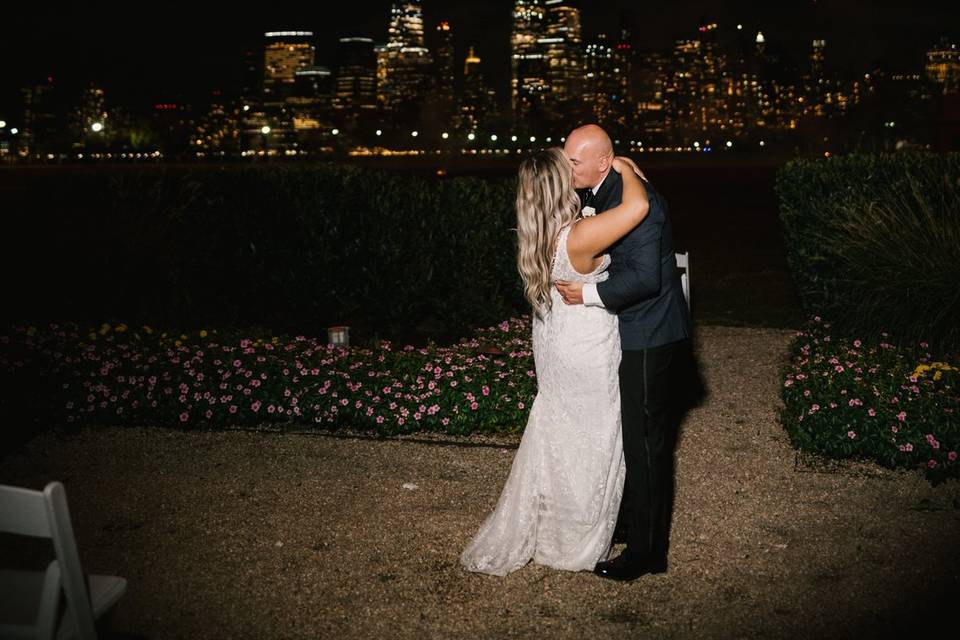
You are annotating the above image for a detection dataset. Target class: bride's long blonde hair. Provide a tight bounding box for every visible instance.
[515,147,581,318]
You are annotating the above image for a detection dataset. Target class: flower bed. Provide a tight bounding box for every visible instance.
[781,317,959,484]
[0,318,536,437]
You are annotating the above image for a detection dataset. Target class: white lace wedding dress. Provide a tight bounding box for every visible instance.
[460,223,625,576]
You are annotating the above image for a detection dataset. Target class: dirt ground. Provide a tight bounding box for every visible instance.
[2,325,957,639]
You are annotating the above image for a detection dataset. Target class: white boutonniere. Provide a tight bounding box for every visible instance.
[581,206,596,217]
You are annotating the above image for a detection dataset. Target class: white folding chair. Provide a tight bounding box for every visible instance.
[0,481,127,640]
[675,251,691,312]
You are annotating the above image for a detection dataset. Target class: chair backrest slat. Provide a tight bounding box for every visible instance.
[0,485,52,538]
[675,251,691,311]
[0,482,98,639]
[44,482,97,639]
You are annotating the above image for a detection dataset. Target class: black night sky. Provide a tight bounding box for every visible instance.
[1,1,957,119]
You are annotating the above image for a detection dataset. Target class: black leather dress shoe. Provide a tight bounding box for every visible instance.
[594,553,667,581]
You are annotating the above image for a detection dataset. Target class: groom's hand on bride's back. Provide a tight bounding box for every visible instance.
[556,280,584,305]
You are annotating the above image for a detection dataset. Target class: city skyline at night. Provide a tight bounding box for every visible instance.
[2,1,958,161]
[3,1,957,112]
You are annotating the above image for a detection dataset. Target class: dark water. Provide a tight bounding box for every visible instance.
[0,156,804,331]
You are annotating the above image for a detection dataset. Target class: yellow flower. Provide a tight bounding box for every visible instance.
[88,332,97,340]
[180,334,188,341]
[161,332,168,338]
[115,323,128,333]
[199,330,208,338]
[142,325,154,334]
[99,323,111,335]
[175,340,182,347]
[914,361,958,380]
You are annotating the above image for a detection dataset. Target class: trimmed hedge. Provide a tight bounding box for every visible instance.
[775,153,960,355]
[4,164,522,345]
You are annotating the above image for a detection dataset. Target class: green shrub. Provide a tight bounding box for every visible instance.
[6,164,523,344]
[775,153,960,354]
[781,317,959,485]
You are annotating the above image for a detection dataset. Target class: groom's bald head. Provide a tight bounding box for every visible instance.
[563,124,614,189]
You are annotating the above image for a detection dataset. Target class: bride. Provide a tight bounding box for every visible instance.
[460,147,649,576]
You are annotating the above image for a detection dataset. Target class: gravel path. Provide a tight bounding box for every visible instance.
[2,325,958,639]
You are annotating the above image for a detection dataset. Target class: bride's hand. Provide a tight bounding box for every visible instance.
[612,156,646,180]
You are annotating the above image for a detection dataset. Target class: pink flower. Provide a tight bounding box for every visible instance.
[470,402,479,410]
[927,459,937,469]
[809,404,820,414]
[229,405,238,414]
[897,411,907,422]
[847,430,856,439]
[482,385,490,396]
[853,340,862,348]
[948,451,957,462]
[803,389,810,397]
[517,401,525,410]
[179,411,189,422]
[251,400,261,412]
[834,365,844,373]
[867,408,876,417]
[904,443,913,452]
[204,410,212,419]
[441,417,450,426]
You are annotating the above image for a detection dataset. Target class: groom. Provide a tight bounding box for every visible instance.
[557,124,691,581]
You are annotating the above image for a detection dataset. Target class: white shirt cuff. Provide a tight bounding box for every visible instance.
[582,283,605,307]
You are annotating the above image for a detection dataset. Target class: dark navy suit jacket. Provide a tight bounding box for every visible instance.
[579,169,690,351]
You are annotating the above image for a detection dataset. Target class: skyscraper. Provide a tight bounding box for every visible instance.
[927,39,960,95]
[805,39,827,116]
[583,33,617,125]
[19,75,62,159]
[611,30,635,132]
[263,31,317,102]
[664,39,701,139]
[460,47,496,132]
[511,0,548,119]
[542,1,582,122]
[634,51,668,138]
[334,37,378,130]
[262,31,316,151]
[380,1,433,120]
[433,21,457,127]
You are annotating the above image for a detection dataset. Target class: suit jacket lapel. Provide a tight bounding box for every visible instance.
[593,170,620,213]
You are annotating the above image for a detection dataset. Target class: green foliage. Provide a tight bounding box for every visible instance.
[0,318,537,438]
[775,153,960,354]
[781,317,960,485]
[11,164,523,344]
